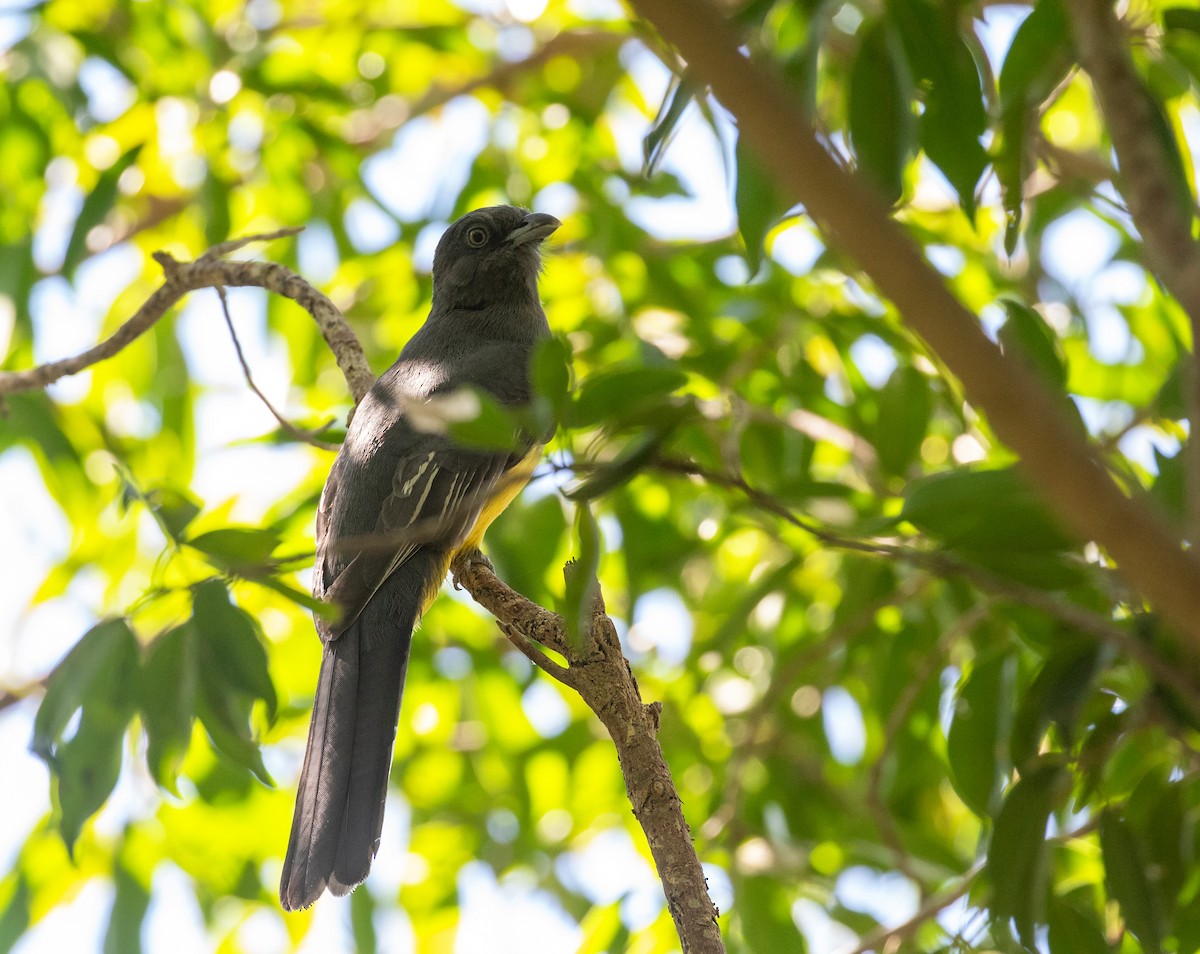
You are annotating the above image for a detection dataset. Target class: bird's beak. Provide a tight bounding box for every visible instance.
[505,212,562,247]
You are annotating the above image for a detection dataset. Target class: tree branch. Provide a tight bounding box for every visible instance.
[841,861,984,954]
[0,228,376,408]
[625,0,1200,659]
[1062,0,1200,548]
[452,551,725,954]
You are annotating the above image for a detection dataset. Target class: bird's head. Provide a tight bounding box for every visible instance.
[431,206,561,311]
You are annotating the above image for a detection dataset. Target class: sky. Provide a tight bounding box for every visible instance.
[0,1,1178,952]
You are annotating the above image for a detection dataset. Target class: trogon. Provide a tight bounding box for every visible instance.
[280,206,561,910]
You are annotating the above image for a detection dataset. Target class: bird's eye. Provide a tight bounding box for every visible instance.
[466,227,489,248]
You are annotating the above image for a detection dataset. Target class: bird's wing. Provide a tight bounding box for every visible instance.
[316,436,528,640]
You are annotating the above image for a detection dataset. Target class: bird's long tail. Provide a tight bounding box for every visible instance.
[279,573,421,911]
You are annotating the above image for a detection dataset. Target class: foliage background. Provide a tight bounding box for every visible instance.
[3,0,1200,951]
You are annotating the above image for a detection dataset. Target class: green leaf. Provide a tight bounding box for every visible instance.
[890,0,988,215]
[998,300,1067,389]
[1100,809,1164,954]
[153,489,203,542]
[31,620,140,852]
[530,334,571,425]
[996,0,1074,252]
[0,876,31,954]
[564,502,602,650]
[186,527,281,571]
[53,715,128,852]
[872,365,931,477]
[848,20,915,205]
[446,389,523,452]
[566,429,667,501]
[103,860,150,954]
[61,144,143,278]
[733,875,805,952]
[1047,898,1110,954]
[140,624,199,792]
[350,878,379,954]
[1010,638,1105,770]
[947,651,1015,817]
[901,466,1076,553]
[735,135,789,275]
[989,756,1070,946]
[188,581,276,782]
[32,619,139,760]
[643,74,700,176]
[569,366,688,429]
[192,580,277,720]
[253,575,336,617]
[1165,7,1200,35]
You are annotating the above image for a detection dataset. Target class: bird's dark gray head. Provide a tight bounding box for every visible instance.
[431,206,561,311]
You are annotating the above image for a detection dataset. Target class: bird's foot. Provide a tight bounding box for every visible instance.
[452,548,494,588]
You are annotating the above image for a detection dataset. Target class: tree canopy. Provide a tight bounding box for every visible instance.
[4,0,1200,951]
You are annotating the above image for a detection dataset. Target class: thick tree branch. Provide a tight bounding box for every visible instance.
[1062,0,1200,549]
[626,0,1200,658]
[452,552,724,954]
[0,229,375,407]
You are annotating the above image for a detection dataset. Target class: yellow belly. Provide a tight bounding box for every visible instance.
[419,447,542,613]
[457,448,542,554]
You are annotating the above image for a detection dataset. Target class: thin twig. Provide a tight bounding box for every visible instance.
[214,286,340,451]
[640,455,1200,719]
[840,861,985,954]
[0,677,48,714]
[497,621,575,687]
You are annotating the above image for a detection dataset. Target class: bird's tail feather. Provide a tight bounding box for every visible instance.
[279,581,417,910]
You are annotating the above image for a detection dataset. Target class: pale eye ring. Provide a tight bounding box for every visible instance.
[466,226,489,248]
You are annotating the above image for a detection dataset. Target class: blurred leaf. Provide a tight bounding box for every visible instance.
[140,624,199,792]
[1047,898,1109,954]
[989,756,1070,946]
[103,859,149,954]
[189,581,276,782]
[848,20,915,205]
[531,334,572,428]
[996,0,1074,252]
[569,366,688,428]
[32,619,138,759]
[998,300,1067,389]
[0,876,30,954]
[1010,637,1105,769]
[644,74,700,176]
[62,146,143,278]
[192,580,277,720]
[733,876,803,952]
[873,365,931,477]
[736,135,789,274]
[564,502,602,649]
[901,466,1076,553]
[446,389,524,452]
[566,429,668,501]
[187,527,281,572]
[891,0,988,215]
[350,883,379,954]
[32,618,140,849]
[1101,809,1164,954]
[1164,7,1200,35]
[947,651,1015,817]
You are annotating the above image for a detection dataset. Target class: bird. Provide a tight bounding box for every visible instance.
[280,206,561,910]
